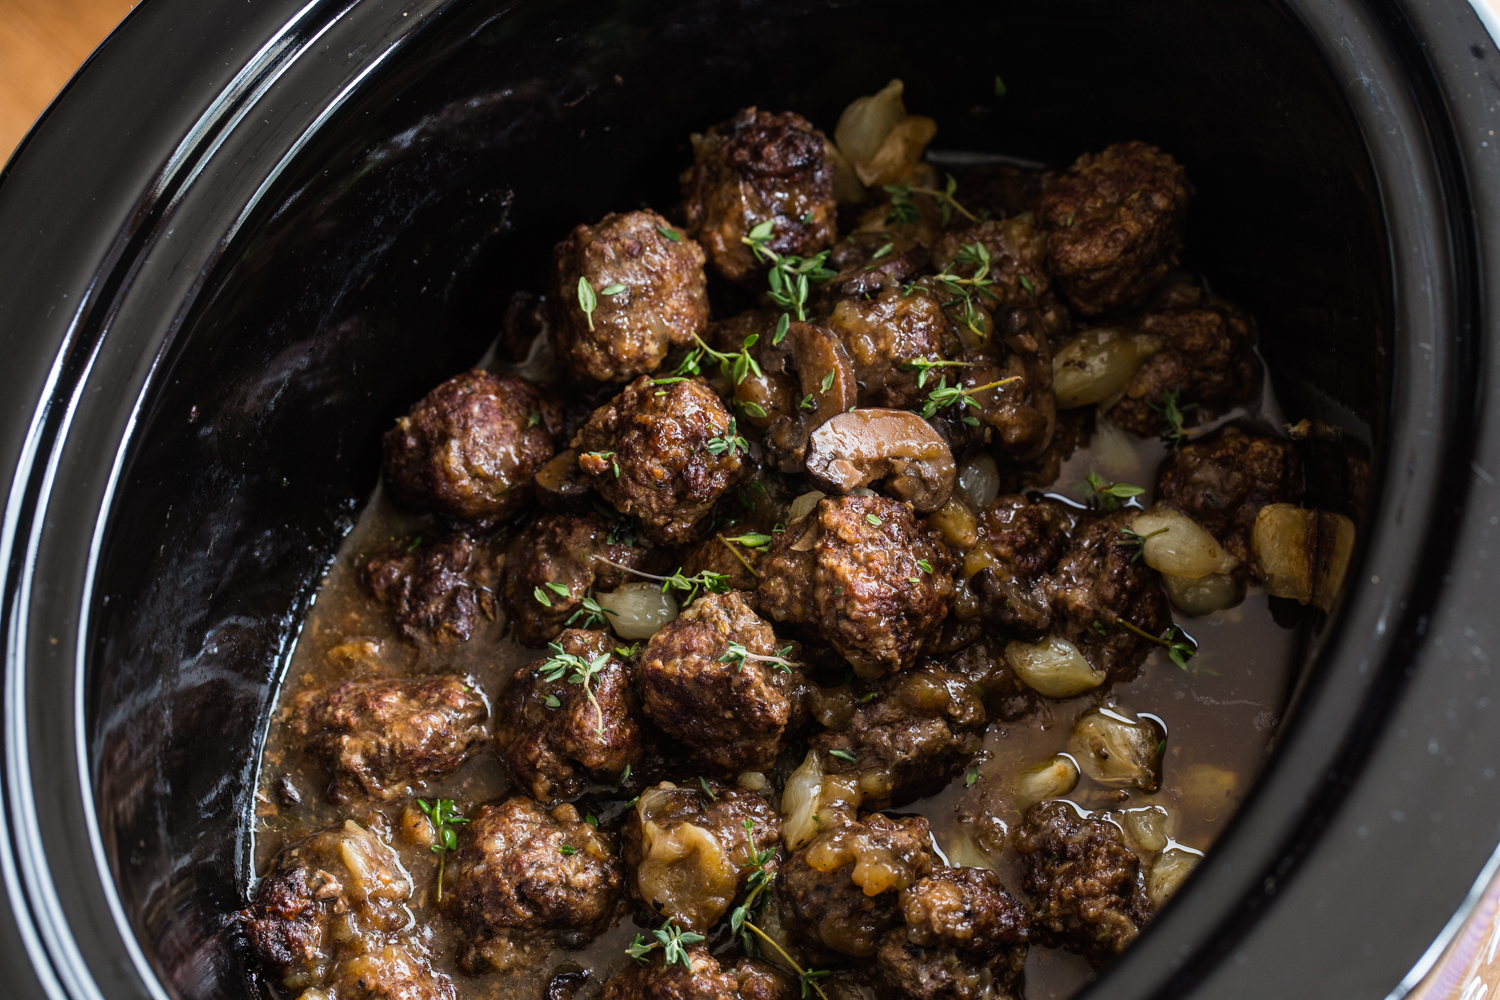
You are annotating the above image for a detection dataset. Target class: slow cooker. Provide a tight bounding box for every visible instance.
[1,0,1498,997]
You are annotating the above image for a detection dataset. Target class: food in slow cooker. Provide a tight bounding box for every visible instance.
[243,81,1356,1000]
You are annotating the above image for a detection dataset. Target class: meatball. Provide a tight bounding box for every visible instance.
[292,676,488,803]
[1035,141,1193,315]
[361,534,499,644]
[1156,427,1304,573]
[638,591,799,774]
[574,376,745,544]
[681,108,837,285]
[549,210,711,383]
[1047,511,1173,683]
[759,496,952,678]
[1013,800,1143,965]
[873,866,1029,1000]
[971,494,1073,641]
[620,779,781,930]
[820,232,931,302]
[930,216,1051,311]
[811,662,986,808]
[1106,303,1260,436]
[782,813,935,958]
[241,820,454,999]
[999,405,1091,494]
[941,638,1038,723]
[952,162,1042,220]
[823,286,960,409]
[931,307,1056,463]
[600,946,792,1000]
[497,629,642,803]
[500,511,652,649]
[448,797,624,973]
[382,371,560,528]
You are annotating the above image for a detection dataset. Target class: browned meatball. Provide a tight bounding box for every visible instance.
[241,820,454,999]
[620,779,781,930]
[782,813,934,958]
[292,676,488,803]
[820,232,931,302]
[497,629,641,803]
[1047,511,1173,682]
[929,307,1056,463]
[1035,142,1193,315]
[759,496,952,677]
[600,946,792,1000]
[930,215,1051,311]
[1156,427,1304,573]
[574,377,744,544]
[941,638,1038,723]
[448,798,624,973]
[1013,800,1144,966]
[873,866,1029,1000]
[550,210,710,383]
[382,371,560,528]
[681,108,837,285]
[500,511,652,649]
[953,162,1043,220]
[811,662,985,808]
[823,286,960,408]
[971,494,1073,641]
[1107,303,1260,436]
[637,591,799,773]
[360,534,499,644]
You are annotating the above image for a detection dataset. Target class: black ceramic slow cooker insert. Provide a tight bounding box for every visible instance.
[0,1,1497,998]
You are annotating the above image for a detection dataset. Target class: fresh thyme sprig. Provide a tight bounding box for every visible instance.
[567,595,618,629]
[918,376,1019,422]
[577,277,597,331]
[718,642,796,674]
[1116,527,1168,564]
[723,532,773,550]
[707,417,749,458]
[1116,620,1199,670]
[1151,387,1198,450]
[741,219,836,322]
[900,355,975,389]
[884,174,978,228]
[1084,472,1145,512]
[725,823,832,1000]
[626,918,705,970]
[597,560,731,605]
[417,798,469,904]
[538,643,612,734]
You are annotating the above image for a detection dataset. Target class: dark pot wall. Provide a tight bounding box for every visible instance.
[0,1,1494,1000]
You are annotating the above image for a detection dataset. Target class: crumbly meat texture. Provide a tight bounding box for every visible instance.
[820,232,931,302]
[1046,511,1173,682]
[782,813,935,958]
[549,210,711,383]
[940,638,1038,723]
[681,108,837,285]
[929,215,1052,311]
[241,820,455,1000]
[999,405,1091,494]
[292,676,488,803]
[1013,800,1144,966]
[812,662,986,808]
[599,946,792,1000]
[931,307,1056,463]
[637,591,799,775]
[620,780,781,929]
[758,496,953,678]
[574,376,745,545]
[500,511,652,649]
[1107,302,1260,436]
[497,629,642,803]
[971,494,1073,641]
[823,286,960,409]
[360,535,499,645]
[1035,141,1193,315]
[382,371,561,529]
[1155,427,1304,574]
[448,798,624,973]
[872,865,1029,1000]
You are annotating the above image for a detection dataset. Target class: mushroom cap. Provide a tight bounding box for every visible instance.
[804,408,956,512]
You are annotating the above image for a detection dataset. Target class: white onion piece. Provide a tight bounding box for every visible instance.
[1313,511,1356,611]
[1178,764,1239,822]
[957,452,1000,508]
[780,750,825,850]
[597,583,678,640]
[1005,635,1106,698]
[1163,571,1245,616]
[856,115,938,188]
[824,139,866,204]
[1119,805,1174,853]
[1090,417,1143,485]
[789,490,826,524]
[834,79,907,169]
[1014,754,1081,810]
[737,771,768,791]
[944,827,998,872]
[1147,846,1203,908]
[1052,329,1162,409]
[1132,505,1238,579]
[1068,707,1165,792]
[1252,503,1316,603]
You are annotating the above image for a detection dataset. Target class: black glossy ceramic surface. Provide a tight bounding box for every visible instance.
[0,1,1496,999]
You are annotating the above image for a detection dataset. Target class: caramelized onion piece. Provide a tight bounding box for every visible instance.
[1052,328,1162,408]
[1163,571,1245,616]
[1014,754,1082,810]
[805,408,956,512]
[1252,504,1355,610]
[1005,635,1106,698]
[956,451,1000,508]
[1132,504,1239,579]
[634,786,739,930]
[1068,707,1166,793]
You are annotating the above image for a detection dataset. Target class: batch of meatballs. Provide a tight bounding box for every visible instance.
[241,90,1343,1000]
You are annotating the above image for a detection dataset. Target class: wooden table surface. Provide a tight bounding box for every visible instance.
[0,0,137,165]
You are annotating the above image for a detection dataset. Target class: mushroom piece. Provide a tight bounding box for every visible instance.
[1068,706,1166,793]
[533,450,592,512]
[763,322,858,472]
[804,409,956,513]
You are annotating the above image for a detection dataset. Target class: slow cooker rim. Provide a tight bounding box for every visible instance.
[0,1,1495,998]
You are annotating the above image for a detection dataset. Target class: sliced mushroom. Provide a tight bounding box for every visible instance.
[804,408,956,512]
[764,322,857,472]
[1068,706,1166,793]
[533,449,591,512]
